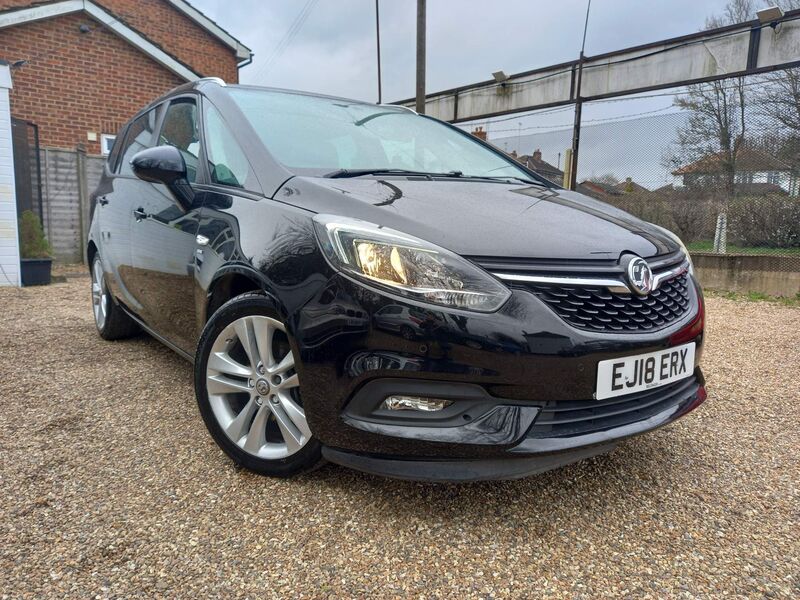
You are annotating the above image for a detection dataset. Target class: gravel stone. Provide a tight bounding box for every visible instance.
[1,268,798,598]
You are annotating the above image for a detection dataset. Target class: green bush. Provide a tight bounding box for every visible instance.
[607,195,676,231]
[727,196,800,248]
[664,197,719,243]
[607,191,720,243]
[18,210,52,259]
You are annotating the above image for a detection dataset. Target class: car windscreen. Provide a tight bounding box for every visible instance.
[228,88,532,180]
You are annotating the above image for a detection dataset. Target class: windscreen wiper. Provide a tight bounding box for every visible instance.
[324,169,548,187]
[325,168,463,179]
[467,175,549,186]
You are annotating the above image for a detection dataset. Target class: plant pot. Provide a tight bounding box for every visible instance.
[20,257,53,286]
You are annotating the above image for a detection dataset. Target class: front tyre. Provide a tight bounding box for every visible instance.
[194,292,321,477]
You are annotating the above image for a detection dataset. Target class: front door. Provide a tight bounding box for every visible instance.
[130,97,203,354]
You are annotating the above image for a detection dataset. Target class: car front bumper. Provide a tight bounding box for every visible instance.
[293,272,706,479]
[321,371,705,481]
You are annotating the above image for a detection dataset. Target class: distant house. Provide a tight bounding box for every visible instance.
[471,126,488,141]
[577,180,622,201]
[576,177,649,202]
[672,148,797,196]
[515,149,564,185]
[615,177,649,194]
[466,130,566,186]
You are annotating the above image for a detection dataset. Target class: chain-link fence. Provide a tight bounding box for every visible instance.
[482,71,800,273]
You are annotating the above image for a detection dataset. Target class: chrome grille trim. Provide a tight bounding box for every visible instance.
[491,259,691,295]
[524,272,692,332]
[653,261,690,290]
[493,273,631,294]
[487,257,695,333]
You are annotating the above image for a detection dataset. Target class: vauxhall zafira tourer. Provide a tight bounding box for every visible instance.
[87,79,705,481]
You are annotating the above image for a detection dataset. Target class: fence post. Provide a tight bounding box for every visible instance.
[562,148,573,189]
[43,149,52,244]
[713,213,728,254]
[76,145,89,264]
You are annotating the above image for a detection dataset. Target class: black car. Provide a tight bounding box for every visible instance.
[87,78,706,481]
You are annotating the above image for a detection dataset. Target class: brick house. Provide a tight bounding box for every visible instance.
[515,149,564,186]
[0,0,252,154]
[0,0,251,265]
[671,147,798,196]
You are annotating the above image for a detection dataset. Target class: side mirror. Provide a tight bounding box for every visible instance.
[131,145,194,210]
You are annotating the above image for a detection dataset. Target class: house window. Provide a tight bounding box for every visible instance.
[100,134,116,156]
[767,171,782,185]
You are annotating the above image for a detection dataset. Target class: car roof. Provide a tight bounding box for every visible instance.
[141,78,403,115]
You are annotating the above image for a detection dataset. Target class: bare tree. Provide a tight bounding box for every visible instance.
[673,82,747,198]
[591,173,620,185]
[707,0,758,27]
[763,0,800,11]
[672,0,756,199]
[754,2,800,165]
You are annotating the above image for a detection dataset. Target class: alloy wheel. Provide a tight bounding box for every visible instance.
[205,315,311,459]
[91,258,108,330]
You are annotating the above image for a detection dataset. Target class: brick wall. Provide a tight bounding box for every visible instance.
[0,12,186,152]
[100,0,239,83]
[0,0,240,82]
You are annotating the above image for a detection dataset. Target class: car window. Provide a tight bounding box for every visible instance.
[228,88,534,180]
[204,103,259,192]
[117,108,159,176]
[159,98,200,183]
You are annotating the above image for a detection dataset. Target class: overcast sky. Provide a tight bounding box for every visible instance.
[191,0,732,103]
[188,0,736,175]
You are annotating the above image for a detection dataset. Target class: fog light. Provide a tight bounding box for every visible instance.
[382,395,453,412]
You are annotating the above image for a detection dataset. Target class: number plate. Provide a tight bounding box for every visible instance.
[596,342,695,400]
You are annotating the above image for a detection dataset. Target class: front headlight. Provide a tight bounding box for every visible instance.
[313,215,511,312]
[653,224,694,275]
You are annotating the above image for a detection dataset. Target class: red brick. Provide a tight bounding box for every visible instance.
[0,2,243,152]
[0,0,240,82]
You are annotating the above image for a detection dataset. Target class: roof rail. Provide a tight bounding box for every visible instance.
[197,77,227,86]
[377,103,416,114]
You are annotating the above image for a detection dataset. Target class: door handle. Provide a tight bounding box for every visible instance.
[133,207,147,221]
[98,196,109,206]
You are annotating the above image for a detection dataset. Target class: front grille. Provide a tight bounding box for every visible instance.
[525,271,692,332]
[527,375,699,439]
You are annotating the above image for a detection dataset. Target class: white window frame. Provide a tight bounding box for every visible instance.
[100,134,116,156]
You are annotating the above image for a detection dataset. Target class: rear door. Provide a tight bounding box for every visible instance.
[129,96,204,353]
[96,107,160,311]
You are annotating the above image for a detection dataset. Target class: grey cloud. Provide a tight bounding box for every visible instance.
[191,0,731,102]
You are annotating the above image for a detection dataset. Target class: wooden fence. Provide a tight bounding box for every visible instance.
[39,148,105,263]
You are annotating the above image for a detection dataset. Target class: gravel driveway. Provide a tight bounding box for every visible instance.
[1,269,798,598]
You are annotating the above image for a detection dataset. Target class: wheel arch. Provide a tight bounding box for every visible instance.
[204,266,276,323]
[86,240,99,272]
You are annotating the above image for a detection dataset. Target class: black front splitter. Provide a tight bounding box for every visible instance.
[321,442,617,482]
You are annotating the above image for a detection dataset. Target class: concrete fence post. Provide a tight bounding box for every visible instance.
[713,213,728,254]
[76,145,89,264]
[43,148,52,243]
